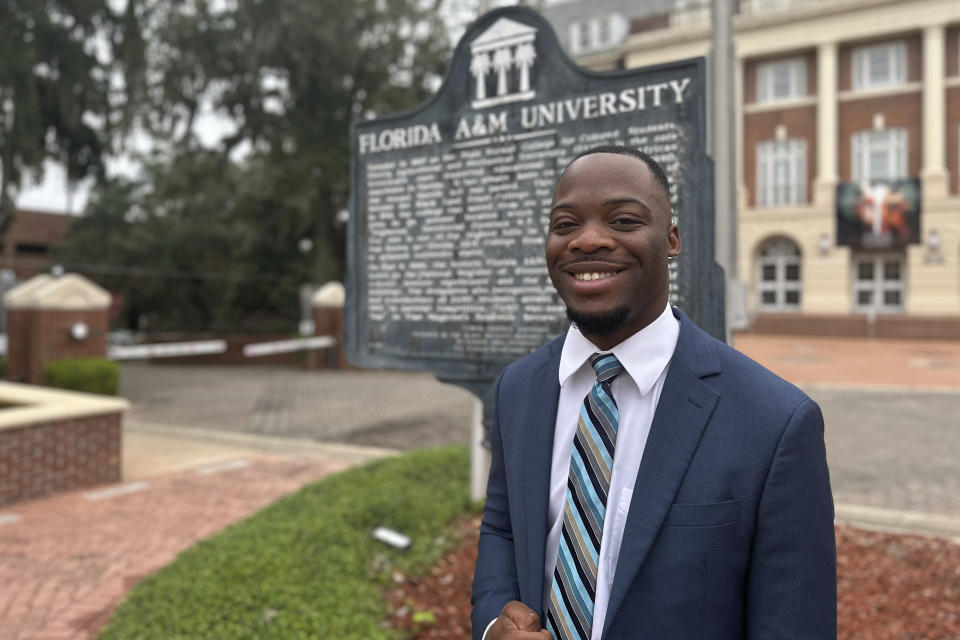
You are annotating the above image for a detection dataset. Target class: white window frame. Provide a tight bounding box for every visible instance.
[569,14,625,55]
[757,57,806,103]
[852,41,907,91]
[570,21,591,53]
[851,128,907,185]
[597,16,611,45]
[756,138,807,208]
[757,238,803,311]
[852,252,906,313]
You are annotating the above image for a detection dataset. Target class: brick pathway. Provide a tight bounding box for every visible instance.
[0,455,350,640]
[733,333,960,389]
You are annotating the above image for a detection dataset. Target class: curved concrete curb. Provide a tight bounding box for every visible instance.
[125,420,398,466]
[836,502,960,542]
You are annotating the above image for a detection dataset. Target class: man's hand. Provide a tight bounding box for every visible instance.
[487,601,553,639]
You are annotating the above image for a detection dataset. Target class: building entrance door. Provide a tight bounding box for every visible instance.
[852,252,905,313]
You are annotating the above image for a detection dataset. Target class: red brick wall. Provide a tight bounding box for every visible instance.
[31,310,109,384]
[314,307,348,369]
[139,333,336,368]
[4,309,34,383]
[743,50,816,105]
[0,412,122,507]
[948,86,960,195]
[743,106,818,207]
[946,26,959,78]
[0,210,70,279]
[837,92,923,181]
[747,313,960,339]
[838,33,922,91]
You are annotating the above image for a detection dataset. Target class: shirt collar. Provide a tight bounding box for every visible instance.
[558,304,680,396]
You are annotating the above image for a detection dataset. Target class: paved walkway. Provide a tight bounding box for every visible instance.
[734,333,960,390]
[0,332,958,638]
[0,435,389,640]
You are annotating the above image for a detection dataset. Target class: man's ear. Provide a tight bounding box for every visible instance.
[667,223,681,258]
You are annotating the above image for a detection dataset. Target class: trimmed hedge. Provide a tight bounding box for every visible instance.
[43,357,119,395]
[98,446,472,639]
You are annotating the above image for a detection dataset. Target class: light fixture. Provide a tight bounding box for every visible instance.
[70,322,89,341]
[818,233,830,255]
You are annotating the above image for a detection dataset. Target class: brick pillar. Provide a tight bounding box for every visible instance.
[2,274,110,384]
[5,308,35,382]
[312,281,347,370]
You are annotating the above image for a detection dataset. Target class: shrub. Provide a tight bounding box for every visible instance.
[98,446,472,639]
[43,357,119,395]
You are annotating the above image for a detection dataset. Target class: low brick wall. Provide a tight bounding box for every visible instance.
[745,313,960,339]
[0,413,121,507]
[135,333,340,368]
[0,383,128,508]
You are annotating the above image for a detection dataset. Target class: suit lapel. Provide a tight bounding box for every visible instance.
[519,338,563,614]
[602,312,721,637]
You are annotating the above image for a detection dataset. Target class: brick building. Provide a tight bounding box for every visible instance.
[1,209,70,280]
[549,0,960,334]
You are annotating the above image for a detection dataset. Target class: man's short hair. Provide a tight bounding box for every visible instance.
[565,145,671,203]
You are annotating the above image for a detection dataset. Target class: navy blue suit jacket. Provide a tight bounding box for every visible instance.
[471,309,836,639]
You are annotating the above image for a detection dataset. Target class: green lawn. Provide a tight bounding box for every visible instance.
[98,446,473,639]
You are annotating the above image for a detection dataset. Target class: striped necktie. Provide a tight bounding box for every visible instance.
[546,352,624,640]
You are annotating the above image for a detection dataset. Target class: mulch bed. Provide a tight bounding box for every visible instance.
[385,518,960,639]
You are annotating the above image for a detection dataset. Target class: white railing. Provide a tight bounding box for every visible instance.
[108,340,228,361]
[669,4,711,29]
[739,0,815,17]
[242,335,336,358]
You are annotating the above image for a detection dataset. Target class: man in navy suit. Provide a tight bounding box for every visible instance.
[471,146,835,640]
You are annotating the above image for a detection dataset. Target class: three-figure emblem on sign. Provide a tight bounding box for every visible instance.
[470,17,538,109]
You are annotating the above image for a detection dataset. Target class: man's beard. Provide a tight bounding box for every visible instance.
[567,306,630,336]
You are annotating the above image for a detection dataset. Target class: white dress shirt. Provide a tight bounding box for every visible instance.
[482,304,679,640]
[544,304,679,639]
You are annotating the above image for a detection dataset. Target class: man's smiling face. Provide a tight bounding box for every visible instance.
[545,152,681,349]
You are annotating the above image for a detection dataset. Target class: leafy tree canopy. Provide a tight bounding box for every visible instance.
[54,0,451,332]
[0,0,141,230]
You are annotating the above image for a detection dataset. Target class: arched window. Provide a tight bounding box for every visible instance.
[756,237,802,311]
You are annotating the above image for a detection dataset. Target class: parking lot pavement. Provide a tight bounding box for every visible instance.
[119,365,477,450]
[115,333,960,523]
[810,387,960,519]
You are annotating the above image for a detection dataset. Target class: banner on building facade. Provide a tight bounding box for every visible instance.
[836,179,921,249]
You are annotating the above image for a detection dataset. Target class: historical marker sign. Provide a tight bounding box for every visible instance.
[346,7,724,387]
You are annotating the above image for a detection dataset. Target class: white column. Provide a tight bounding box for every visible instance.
[922,24,948,199]
[814,41,837,207]
[735,56,746,210]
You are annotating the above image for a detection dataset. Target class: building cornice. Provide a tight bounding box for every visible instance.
[838,82,922,102]
[610,0,960,66]
[745,96,818,114]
